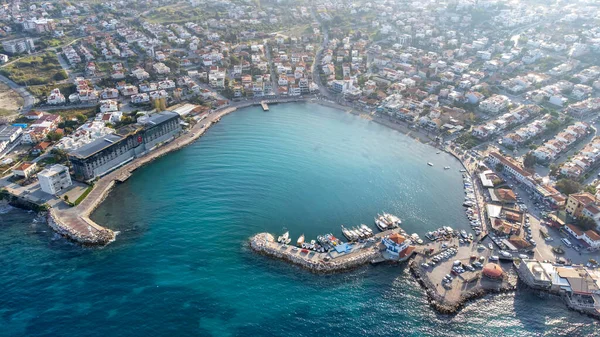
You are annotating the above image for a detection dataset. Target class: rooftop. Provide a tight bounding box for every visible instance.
[69,133,124,159]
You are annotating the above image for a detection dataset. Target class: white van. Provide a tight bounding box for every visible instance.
[562,238,572,247]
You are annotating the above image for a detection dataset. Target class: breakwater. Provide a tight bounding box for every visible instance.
[249,232,382,274]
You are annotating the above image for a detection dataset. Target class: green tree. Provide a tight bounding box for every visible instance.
[51,148,69,164]
[46,131,63,142]
[555,178,582,195]
[549,164,559,177]
[584,185,597,195]
[576,216,597,231]
[495,163,503,173]
[75,114,87,124]
[523,152,536,168]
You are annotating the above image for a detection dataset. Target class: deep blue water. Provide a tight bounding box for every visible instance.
[1,103,597,336]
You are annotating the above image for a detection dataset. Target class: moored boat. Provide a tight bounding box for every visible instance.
[297,234,305,247]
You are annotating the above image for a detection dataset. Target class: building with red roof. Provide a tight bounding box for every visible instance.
[382,233,414,261]
[483,263,504,279]
[566,192,597,217]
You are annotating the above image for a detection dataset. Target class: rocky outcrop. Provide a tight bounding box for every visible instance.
[47,208,115,246]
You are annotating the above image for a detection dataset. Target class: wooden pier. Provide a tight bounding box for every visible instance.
[260,101,269,111]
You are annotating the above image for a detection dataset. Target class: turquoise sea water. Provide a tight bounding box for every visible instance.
[1,103,598,336]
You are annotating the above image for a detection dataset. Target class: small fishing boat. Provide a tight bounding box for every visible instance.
[297,234,305,247]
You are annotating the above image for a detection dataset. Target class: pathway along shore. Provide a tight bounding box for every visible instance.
[45,97,447,245]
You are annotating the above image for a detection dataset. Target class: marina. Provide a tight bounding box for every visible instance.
[250,225,415,274]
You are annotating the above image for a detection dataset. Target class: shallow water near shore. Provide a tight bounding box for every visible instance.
[1,103,598,336]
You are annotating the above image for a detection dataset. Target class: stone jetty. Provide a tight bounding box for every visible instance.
[250,232,383,274]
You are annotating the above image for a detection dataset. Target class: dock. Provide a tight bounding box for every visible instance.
[260,101,269,111]
[249,228,410,274]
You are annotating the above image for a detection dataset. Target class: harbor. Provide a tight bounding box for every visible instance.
[42,97,309,245]
[250,213,416,274]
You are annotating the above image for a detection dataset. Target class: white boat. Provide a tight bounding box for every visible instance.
[374,216,388,231]
[297,234,305,247]
[278,231,290,244]
[341,225,356,241]
[427,162,433,166]
[444,166,450,170]
[410,233,424,245]
[383,213,402,227]
[360,224,373,236]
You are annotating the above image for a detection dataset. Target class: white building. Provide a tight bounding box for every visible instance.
[47,88,66,105]
[2,38,35,54]
[38,164,72,195]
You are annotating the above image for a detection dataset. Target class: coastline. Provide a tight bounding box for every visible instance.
[47,97,308,245]
[46,97,459,246]
[48,104,239,245]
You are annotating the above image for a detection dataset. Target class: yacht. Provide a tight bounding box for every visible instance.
[360,224,373,236]
[374,216,388,231]
[427,162,433,166]
[341,225,356,241]
[411,233,424,245]
[383,213,402,227]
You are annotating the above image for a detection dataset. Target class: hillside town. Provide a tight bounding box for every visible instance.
[0,0,600,321]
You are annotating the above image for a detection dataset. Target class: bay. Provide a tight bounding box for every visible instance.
[1,103,597,336]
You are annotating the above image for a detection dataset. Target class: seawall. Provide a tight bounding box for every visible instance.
[249,233,382,274]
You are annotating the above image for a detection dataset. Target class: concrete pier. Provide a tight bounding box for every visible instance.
[260,101,269,111]
[249,228,411,274]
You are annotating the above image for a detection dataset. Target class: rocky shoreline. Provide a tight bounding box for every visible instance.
[409,260,517,315]
[47,209,115,245]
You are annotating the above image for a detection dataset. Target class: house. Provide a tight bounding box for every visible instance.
[487,152,535,189]
[153,62,171,74]
[99,100,119,113]
[565,223,584,240]
[101,88,119,99]
[32,141,51,155]
[12,162,37,178]
[583,230,600,249]
[381,233,414,261]
[47,88,66,105]
[565,192,597,217]
[132,68,150,80]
